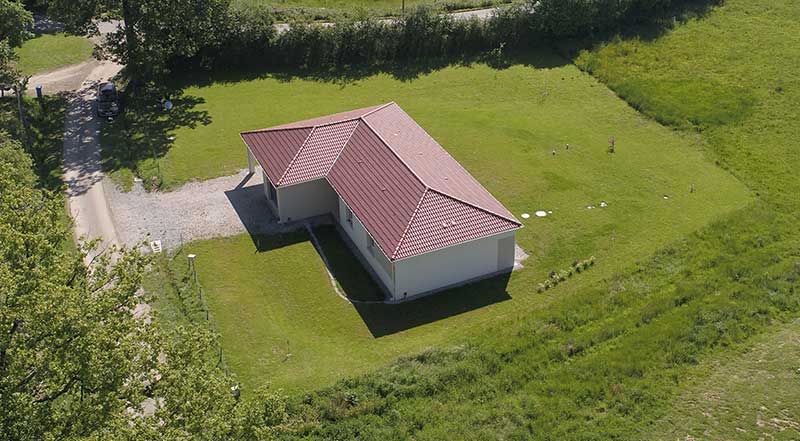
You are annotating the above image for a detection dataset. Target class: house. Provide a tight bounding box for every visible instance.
[241,103,522,302]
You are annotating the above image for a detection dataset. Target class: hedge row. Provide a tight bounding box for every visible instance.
[187,0,713,70]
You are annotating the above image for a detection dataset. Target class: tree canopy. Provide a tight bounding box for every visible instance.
[44,0,233,80]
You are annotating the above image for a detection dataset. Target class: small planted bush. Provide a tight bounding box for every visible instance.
[537,257,597,293]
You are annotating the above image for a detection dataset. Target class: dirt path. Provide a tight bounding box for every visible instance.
[62,61,123,263]
[27,20,122,95]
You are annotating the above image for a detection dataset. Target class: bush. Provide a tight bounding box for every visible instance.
[175,0,698,72]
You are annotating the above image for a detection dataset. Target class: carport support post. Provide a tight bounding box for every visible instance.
[247,148,255,175]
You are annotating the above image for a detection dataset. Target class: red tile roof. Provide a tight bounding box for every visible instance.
[241,103,521,260]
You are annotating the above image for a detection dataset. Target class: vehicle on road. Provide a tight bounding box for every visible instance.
[96,82,121,118]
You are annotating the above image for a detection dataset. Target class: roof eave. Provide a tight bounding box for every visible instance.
[390,223,523,263]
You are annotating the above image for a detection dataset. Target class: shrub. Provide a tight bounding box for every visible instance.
[173,0,697,72]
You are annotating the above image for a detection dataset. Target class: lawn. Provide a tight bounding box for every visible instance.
[146,0,800,437]
[143,53,750,392]
[14,33,94,76]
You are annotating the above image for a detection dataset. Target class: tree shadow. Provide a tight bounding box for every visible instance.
[0,95,67,191]
[354,272,512,338]
[101,87,212,189]
[555,0,723,56]
[175,47,569,90]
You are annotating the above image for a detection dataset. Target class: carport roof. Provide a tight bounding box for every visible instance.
[241,103,521,260]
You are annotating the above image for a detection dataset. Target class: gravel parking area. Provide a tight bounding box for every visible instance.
[106,169,283,250]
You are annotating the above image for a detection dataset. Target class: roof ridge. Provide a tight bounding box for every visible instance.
[427,187,522,226]
[359,116,429,193]
[277,126,316,186]
[360,102,395,119]
[240,125,314,135]
[323,120,360,177]
[240,104,384,136]
[391,187,429,260]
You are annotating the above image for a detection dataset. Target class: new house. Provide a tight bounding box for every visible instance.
[241,103,522,302]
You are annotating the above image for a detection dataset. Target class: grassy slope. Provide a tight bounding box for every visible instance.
[145,55,749,394]
[648,321,800,440]
[572,1,800,438]
[14,33,94,76]
[186,0,800,438]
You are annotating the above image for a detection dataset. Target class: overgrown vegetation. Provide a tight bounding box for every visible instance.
[646,321,800,440]
[0,95,295,441]
[232,0,513,22]
[202,0,723,71]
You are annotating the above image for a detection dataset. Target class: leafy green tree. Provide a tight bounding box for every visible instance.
[0,129,291,439]
[0,130,153,439]
[45,0,233,81]
[0,0,32,48]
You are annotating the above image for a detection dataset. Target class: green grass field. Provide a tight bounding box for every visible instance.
[561,0,800,437]
[143,52,750,392]
[143,0,800,436]
[14,33,94,76]
[646,321,800,440]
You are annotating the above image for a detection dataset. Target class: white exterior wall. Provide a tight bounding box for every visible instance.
[393,230,516,301]
[262,171,279,217]
[276,178,338,223]
[337,197,395,294]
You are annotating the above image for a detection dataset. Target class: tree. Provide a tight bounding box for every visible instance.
[44,0,233,81]
[0,131,153,439]
[0,1,33,148]
[0,0,32,48]
[0,131,290,439]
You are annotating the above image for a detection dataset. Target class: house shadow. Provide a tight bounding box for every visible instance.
[309,225,512,336]
[223,176,288,252]
[352,272,512,338]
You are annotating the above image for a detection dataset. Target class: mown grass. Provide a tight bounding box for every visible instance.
[144,52,749,394]
[145,0,800,435]
[14,33,94,76]
[107,53,748,276]
[283,207,799,439]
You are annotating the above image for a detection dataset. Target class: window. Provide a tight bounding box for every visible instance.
[345,206,353,227]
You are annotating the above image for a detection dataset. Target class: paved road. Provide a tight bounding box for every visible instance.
[62,61,123,263]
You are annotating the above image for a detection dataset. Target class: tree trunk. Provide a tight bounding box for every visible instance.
[14,82,27,149]
[120,0,140,84]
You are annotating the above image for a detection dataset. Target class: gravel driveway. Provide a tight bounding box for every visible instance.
[106,169,293,250]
